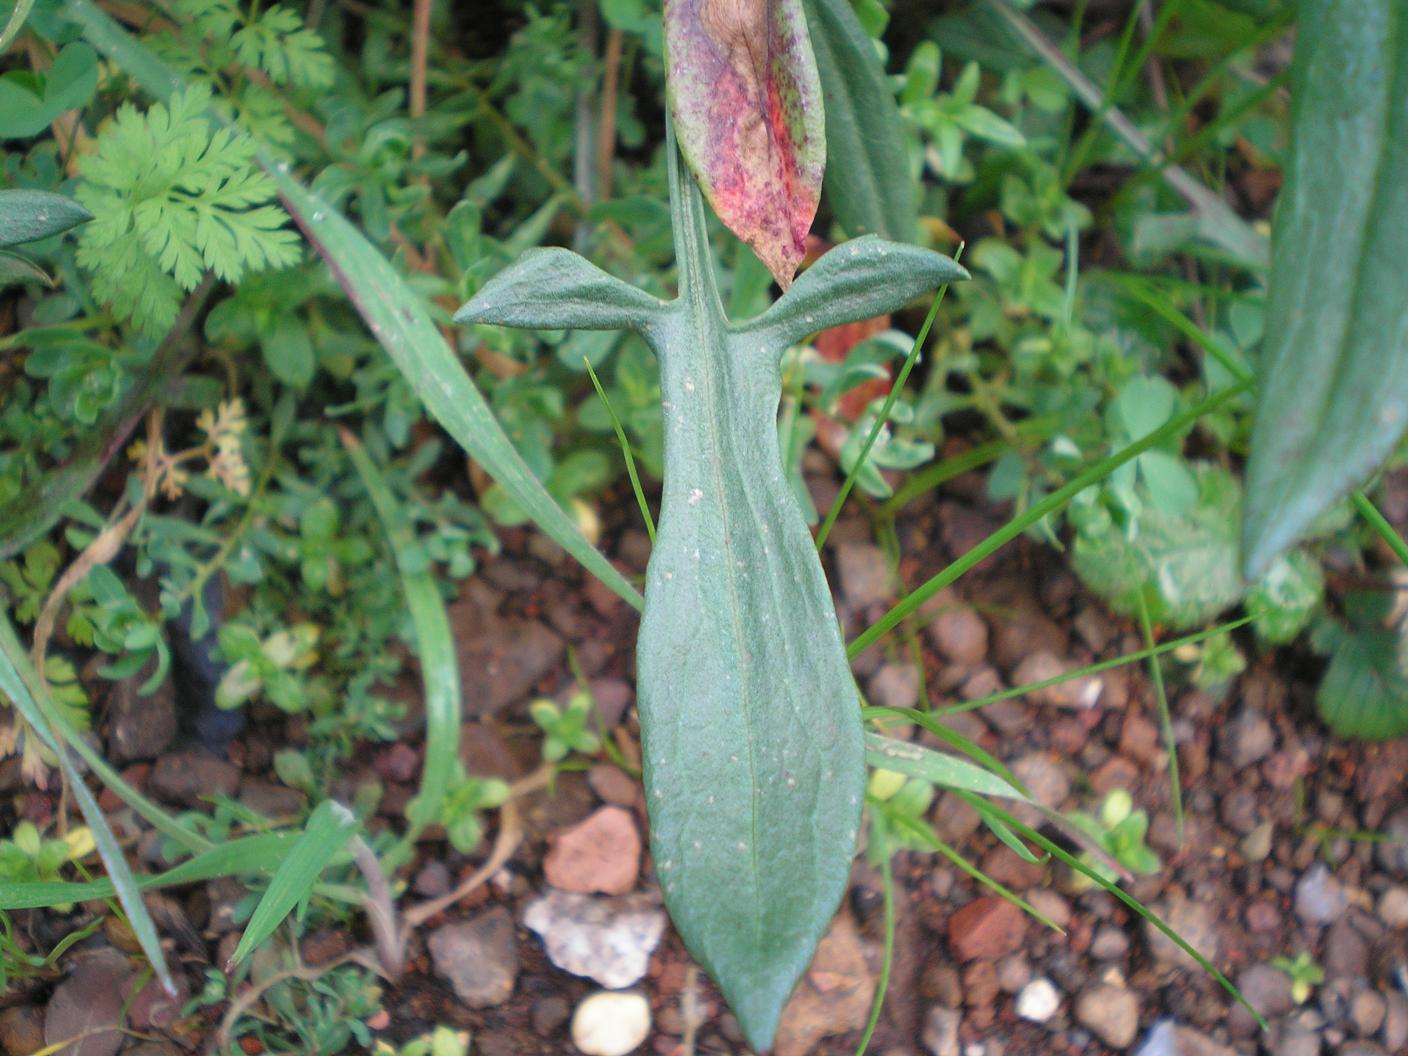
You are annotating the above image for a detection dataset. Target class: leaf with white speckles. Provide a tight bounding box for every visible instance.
[664,0,825,288]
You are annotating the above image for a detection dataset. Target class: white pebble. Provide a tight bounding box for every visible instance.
[571,990,651,1056]
[1016,977,1061,1023]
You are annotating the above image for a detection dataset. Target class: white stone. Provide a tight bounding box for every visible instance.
[1016,977,1061,1023]
[570,991,650,1056]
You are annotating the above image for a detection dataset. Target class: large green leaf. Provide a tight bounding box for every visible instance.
[456,130,963,1051]
[803,0,918,241]
[1242,0,1408,576]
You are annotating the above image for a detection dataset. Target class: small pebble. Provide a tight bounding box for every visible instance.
[1351,987,1386,1036]
[1377,886,1408,928]
[571,991,650,1056]
[1295,864,1350,926]
[922,1006,961,1056]
[1075,984,1139,1049]
[1016,979,1060,1024]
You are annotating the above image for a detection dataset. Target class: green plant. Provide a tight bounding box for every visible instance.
[1066,789,1161,889]
[413,763,510,855]
[530,687,602,763]
[1270,951,1324,1005]
[374,1026,471,1056]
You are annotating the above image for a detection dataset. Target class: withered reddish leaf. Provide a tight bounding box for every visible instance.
[665,0,825,288]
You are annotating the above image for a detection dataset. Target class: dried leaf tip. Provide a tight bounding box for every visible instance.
[664,0,826,288]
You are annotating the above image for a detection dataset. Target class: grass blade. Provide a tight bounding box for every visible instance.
[226,800,359,970]
[816,255,960,550]
[864,733,1024,800]
[342,431,460,868]
[1137,591,1184,843]
[584,356,655,542]
[0,616,176,993]
[0,833,299,911]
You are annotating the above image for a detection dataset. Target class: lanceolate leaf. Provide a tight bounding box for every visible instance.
[802,0,918,241]
[1242,0,1408,576]
[664,0,826,287]
[453,127,963,1051]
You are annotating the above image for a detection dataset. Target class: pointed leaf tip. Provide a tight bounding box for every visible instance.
[665,0,826,288]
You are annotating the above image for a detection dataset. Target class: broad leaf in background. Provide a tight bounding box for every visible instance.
[664,0,825,287]
[1242,0,1408,577]
[458,129,964,1050]
[803,0,918,241]
[0,41,98,139]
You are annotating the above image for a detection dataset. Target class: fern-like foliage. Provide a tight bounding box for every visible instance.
[76,86,300,334]
[173,0,334,89]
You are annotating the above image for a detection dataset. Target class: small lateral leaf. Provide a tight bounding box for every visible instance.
[1242,0,1408,576]
[863,733,1025,801]
[744,236,967,348]
[664,0,826,288]
[0,189,92,248]
[454,248,669,333]
[226,800,358,970]
[802,0,918,241]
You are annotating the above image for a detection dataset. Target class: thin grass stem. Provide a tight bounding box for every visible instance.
[584,356,655,543]
[1137,591,1184,843]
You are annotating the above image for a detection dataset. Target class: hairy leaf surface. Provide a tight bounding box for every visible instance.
[454,132,963,1050]
[664,0,825,287]
[1242,0,1408,575]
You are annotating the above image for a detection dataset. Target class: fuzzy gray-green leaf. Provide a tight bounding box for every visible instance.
[745,235,968,348]
[1242,0,1408,576]
[0,189,92,248]
[455,247,669,333]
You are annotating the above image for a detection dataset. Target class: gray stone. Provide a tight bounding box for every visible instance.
[523,890,665,989]
[868,663,920,711]
[449,584,564,717]
[1007,752,1071,828]
[428,906,520,1009]
[1382,991,1408,1051]
[44,949,132,1056]
[836,543,894,609]
[1228,963,1294,1034]
[1091,925,1131,961]
[926,607,988,668]
[1352,985,1387,1036]
[1376,885,1408,928]
[1075,984,1140,1049]
[1272,1026,1321,1056]
[1144,896,1222,970]
[149,750,240,806]
[1374,808,1408,875]
[1011,651,1102,710]
[922,1006,961,1056]
[104,676,176,763]
[1296,864,1350,926]
[1217,709,1275,768]
[1324,916,1370,979]
[1133,1020,1237,1056]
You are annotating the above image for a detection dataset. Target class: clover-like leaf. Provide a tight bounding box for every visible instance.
[664,0,825,288]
